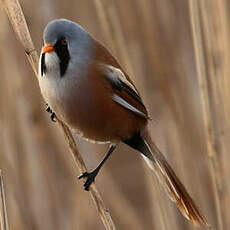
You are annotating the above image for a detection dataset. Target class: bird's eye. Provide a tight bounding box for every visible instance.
[61,38,67,46]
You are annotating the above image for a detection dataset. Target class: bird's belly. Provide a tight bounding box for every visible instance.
[60,92,147,143]
[59,95,119,143]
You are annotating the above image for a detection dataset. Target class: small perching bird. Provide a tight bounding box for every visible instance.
[38,19,208,227]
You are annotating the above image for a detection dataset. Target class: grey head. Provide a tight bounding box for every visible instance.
[41,19,94,77]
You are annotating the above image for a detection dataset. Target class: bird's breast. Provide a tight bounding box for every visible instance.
[39,68,147,143]
[39,71,109,142]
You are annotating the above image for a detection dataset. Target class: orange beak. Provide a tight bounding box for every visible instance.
[42,44,54,53]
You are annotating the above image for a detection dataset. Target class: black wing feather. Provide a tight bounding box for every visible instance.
[41,53,46,76]
[106,76,146,110]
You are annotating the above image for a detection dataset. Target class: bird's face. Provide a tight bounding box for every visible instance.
[41,36,70,77]
[40,19,93,78]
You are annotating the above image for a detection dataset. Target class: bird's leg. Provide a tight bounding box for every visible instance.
[78,144,116,191]
[46,103,56,122]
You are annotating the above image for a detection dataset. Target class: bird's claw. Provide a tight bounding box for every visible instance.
[50,112,56,122]
[78,171,98,191]
[46,104,52,113]
[46,103,56,122]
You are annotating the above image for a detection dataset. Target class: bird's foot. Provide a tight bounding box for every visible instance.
[78,169,99,191]
[46,103,56,122]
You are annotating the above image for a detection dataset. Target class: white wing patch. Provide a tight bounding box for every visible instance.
[100,64,139,94]
[112,94,148,119]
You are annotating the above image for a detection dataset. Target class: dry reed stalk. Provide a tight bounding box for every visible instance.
[1,0,117,229]
[189,0,230,229]
[0,171,9,230]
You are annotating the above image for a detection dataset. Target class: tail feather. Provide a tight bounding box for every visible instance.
[142,133,208,227]
[124,130,208,227]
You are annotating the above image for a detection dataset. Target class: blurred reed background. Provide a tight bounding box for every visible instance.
[0,0,230,229]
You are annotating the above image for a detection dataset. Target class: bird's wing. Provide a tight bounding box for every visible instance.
[99,64,150,120]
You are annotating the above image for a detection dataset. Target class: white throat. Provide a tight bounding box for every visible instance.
[45,52,60,76]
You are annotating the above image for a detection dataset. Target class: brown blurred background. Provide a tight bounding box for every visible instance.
[0,0,230,229]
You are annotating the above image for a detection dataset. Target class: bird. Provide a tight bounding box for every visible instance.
[38,19,208,227]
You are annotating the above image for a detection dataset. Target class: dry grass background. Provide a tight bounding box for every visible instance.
[0,0,230,229]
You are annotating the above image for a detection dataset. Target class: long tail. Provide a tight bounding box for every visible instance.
[124,130,208,227]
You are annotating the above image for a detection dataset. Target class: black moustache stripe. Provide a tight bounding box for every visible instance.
[41,52,46,76]
[54,39,70,77]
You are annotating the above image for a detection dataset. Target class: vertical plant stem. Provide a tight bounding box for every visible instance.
[189,0,230,229]
[1,0,117,229]
[0,171,9,230]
